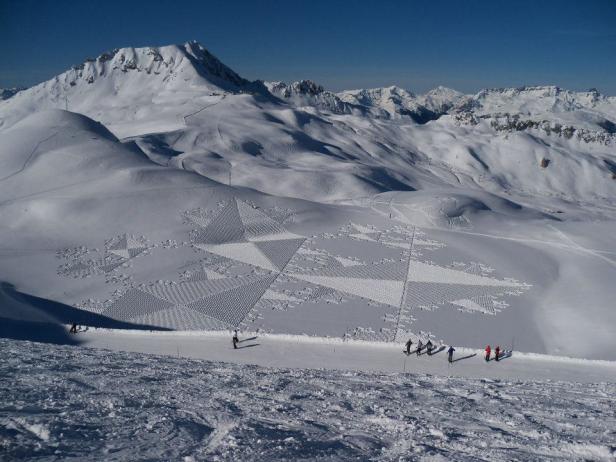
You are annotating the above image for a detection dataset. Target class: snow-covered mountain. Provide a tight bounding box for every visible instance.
[337,85,442,123]
[417,85,466,113]
[453,85,616,138]
[0,87,26,100]
[0,41,263,135]
[1,41,616,361]
[264,80,355,114]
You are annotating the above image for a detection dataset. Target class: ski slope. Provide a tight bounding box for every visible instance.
[1,337,615,461]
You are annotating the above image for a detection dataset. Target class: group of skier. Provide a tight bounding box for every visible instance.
[484,344,502,362]
[405,338,506,364]
[404,338,456,363]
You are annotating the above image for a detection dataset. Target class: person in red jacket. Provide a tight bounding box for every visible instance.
[485,345,491,362]
[495,345,501,361]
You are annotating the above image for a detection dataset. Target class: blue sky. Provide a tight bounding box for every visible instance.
[1,0,615,94]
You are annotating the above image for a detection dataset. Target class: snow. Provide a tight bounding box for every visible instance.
[1,337,615,460]
[1,40,616,459]
[0,42,615,360]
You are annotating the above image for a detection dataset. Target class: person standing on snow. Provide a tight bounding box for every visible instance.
[405,338,413,355]
[232,330,239,349]
[485,345,491,362]
[69,323,77,334]
[416,340,423,356]
[426,340,434,355]
[495,345,501,362]
[447,346,455,363]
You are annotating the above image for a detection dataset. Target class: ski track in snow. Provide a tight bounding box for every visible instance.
[1,338,615,461]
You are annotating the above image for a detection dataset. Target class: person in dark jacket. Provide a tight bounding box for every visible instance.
[405,338,413,355]
[416,340,423,356]
[426,340,434,355]
[232,330,239,349]
[69,323,77,334]
[447,346,455,363]
[495,345,501,361]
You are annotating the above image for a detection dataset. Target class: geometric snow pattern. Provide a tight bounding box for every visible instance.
[296,260,407,281]
[235,199,286,239]
[58,212,530,340]
[407,260,523,287]
[403,282,513,312]
[108,249,130,259]
[288,273,405,307]
[195,242,278,272]
[107,234,148,260]
[196,200,246,245]
[141,276,263,305]
[190,199,305,272]
[186,275,276,326]
[102,289,174,321]
[130,306,232,331]
[253,238,305,270]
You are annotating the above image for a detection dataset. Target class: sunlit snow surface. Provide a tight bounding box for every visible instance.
[1,339,614,461]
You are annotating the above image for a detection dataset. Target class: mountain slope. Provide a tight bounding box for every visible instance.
[0,41,255,136]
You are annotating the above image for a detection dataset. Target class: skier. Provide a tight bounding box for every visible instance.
[495,345,501,362]
[416,340,423,356]
[69,323,77,334]
[426,340,434,355]
[232,330,239,349]
[405,338,413,355]
[485,345,491,362]
[447,346,455,363]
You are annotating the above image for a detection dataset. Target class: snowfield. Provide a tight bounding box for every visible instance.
[1,39,616,459]
[1,338,615,461]
[0,42,615,362]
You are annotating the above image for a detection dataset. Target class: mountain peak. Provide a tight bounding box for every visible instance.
[70,41,247,90]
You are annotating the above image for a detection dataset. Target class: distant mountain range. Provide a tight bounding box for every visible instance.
[1,40,615,204]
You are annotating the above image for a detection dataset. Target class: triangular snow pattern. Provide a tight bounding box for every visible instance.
[195,242,278,272]
[186,275,276,326]
[128,247,146,258]
[103,289,174,321]
[289,273,405,306]
[407,260,523,287]
[450,299,486,312]
[403,282,513,310]
[300,260,407,281]
[253,238,305,270]
[130,305,232,330]
[108,249,130,259]
[195,200,246,244]
[235,199,286,239]
[142,275,264,305]
[108,235,128,250]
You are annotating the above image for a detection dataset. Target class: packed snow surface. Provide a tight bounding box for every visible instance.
[1,338,615,461]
